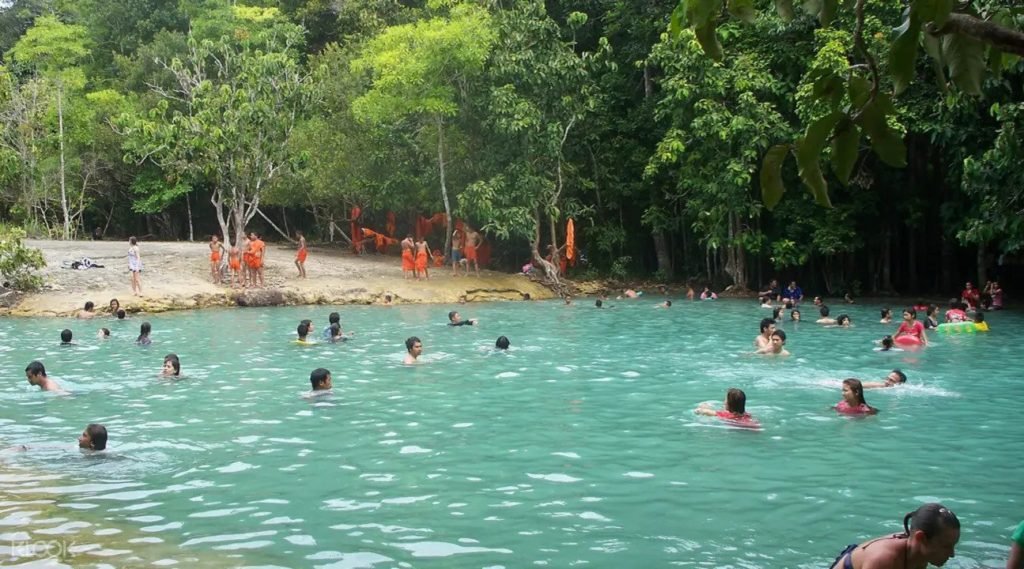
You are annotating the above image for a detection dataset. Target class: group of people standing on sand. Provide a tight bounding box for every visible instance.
[206,232,267,288]
[399,225,483,280]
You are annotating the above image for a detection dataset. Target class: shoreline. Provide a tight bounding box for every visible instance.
[2,239,557,317]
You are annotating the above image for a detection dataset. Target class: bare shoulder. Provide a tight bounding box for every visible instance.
[858,538,904,569]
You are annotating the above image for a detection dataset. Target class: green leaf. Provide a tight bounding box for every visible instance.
[989,48,1003,78]
[847,75,871,108]
[855,94,907,167]
[670,2,687,37]
[694,23,724,61]
[796,137,832,207]
[921,32,948,92]
[819,0,838,26]
[728,0,757,23]
[942,32,985,95]
[774,0,795,21]
[830,120,860,185]
[686,0,723,29]
[804,110,844,151]
[760,144,791,210]
[889,13,922,94]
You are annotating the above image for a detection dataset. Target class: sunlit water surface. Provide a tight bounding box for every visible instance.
[1,299,1022,568]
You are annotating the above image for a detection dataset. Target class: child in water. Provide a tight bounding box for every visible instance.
[973,312,989,332]
[879,308,893,324]
[695,388,757,425]
[836,379,878,415]
[893,308,928,346]
[136,322,152,346]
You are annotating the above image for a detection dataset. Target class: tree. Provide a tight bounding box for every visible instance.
[119,6,312,246]
[351,0,496,257]
[8,15,90,239]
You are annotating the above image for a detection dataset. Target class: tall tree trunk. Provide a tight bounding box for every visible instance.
[976,242,987,287]
[57,86,69,240]
[530,208,560,285]
[940,235,954,293]
[881,226,893,292]
[653,231,672,278]
[436,114,452,258]
[907,228,917,293]
[186,192,194,241]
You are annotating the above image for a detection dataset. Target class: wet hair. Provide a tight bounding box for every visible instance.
[904,307,917,319]
[725,388,746,414]
[842,378,867,405]
[100,327,110,337]
[791,310,801,321]
[297,322,310,339]
[881,336,894,350]
[329,322,341,337]
[60,329,73,343]
[772,307,783,321]
[109,298,119,310]
[25,360,46,377]
[595,299,603,308]
[129,236,137,245]
[771,329,787,342]
[86,423,108,450]
[665,300,672,307]
[836,314,850,326]
[902,503,959,539]
[84,301,94,311]
[973,312,985,323]
[310,367,331,389]
[163,354,180,375]
[495,336,510,350]
[448,311,459,321]
[116,309,126,319]
[405,336,421,352]
[137,322,151,342]
[819,305,830,317]
[891,369,907,383]
[760,318,775,333]
[881,308,892,318]
[329,312,340,325]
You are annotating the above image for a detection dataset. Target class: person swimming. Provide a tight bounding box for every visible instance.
[448,311,478,326]
[295,321,314,344]
[97,327,111,339]
[829,503,959,569]
[403,336,422,364]
[880,308,893,324]
[495,336,510,350]
[835,314,851,327]
[817,306,836,325]
[695,388,756,425]
[835,378,877,415]
[862,369,907,389]
[25,361,64,392]
[136,322,152,345]
[791,309,801,322]
[308,367,332,394]
[60,328,74,345]
[162,353,180,377]
[78,423,108,451]
[757,330,790,356]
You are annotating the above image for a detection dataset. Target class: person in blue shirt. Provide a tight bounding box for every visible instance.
[782,281,803,303]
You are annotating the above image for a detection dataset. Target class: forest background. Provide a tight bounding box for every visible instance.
[0,0,1021,295]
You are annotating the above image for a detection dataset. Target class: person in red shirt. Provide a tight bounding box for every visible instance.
[944,299,968,323]
[894,307,928,346]
[961,281,980,310]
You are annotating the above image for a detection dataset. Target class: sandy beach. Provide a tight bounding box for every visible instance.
[3,239,555,317]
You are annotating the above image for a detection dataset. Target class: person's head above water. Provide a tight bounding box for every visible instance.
[903,307,917,320]
[771,329,787,344]
[791,309,801,321]
[79,423,107,451]
[309,367,332,390]
[25,360,47,382]
[116,309,126,319]
[595,299,603,308]
[841,378,867,405]
[329,322,341,338]
[83,301,94,312]
[973,312,985,323]
[109,298,119,312]
[448,311,460,322]
[328,312,340,325]
[495,336,510,350]
[98,327,110,338]
[60,329,73,344]
[881,335,894,350]
[887,369,907,385]
[772,307,783,321]
[162,354,180,376]
[405,336,423,357]
[836,314,850,326]
[819,305,830,317]
[760,318,776,334]
[901,503,960,566]
[297,321,310,340]
[663,300,672,307]
[725,388,746,414]
[881,308,892,319]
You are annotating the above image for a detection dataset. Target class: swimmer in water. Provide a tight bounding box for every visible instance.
[880,308,893,324]
[835,314,852,327]
[817,305,837,325]
[161,354,180,377]
[973,312,989,331]
[328,323,348,342]
[695,388,754,422]
[79,423,108,451]
[862,369,907,389]
[828,503,959,569]
[108,298,120,315]
[760,296,773,308]
[308,367,332,395]
[295,321,314,344]
[894,308,928,346]
[77,301,96,319]
[756,330,790,356]
[772,306,784,322]
[876,335,900,351]
[791,309,801,322]
[657,300,672,308]
[835,378,877,414]
[813,296,823,306]
[448,311,478,326]
[136,322,152,345]
[97,327,110,339]
[60,328,74,345]
[403,336,422,364]
[116,309,127,320]
[495,336,510,350]
[595,299,605,308]
[25,361,65,393]
[755,318,776,351]
[322,312,340,339]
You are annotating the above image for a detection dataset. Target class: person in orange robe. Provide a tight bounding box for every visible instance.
[463,226,481,277]
[248,232,265,288]
[401,235,415,279]
[228,246,242,288]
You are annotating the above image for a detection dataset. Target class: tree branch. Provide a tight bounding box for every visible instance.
[850,0,879,123]
[932,13,1024,57]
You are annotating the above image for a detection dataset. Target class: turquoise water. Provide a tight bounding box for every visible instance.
[1,299,1021,568]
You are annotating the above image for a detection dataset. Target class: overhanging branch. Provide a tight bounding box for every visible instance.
[932,13,1024,57]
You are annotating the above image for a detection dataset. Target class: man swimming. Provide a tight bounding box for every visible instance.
[404,336,423,364]
[495,336,510,350]
[25,361,64,392]
[60,329,74,346]
[756,330,790,356]
[755,318,776,351]
[307,367,333,395]
[79,423,108,451]
[862,370,907,389]
[448,311,478,326]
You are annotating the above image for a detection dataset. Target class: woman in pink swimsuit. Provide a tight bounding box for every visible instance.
[696,388,759,428]
[893,308,928,346]
[835,379,877,415]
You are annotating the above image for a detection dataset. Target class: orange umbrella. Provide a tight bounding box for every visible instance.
[565,219,575,262]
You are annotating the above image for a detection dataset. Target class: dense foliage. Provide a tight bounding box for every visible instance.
[0,0,1020,293]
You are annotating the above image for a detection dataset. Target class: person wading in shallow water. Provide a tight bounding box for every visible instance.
[829,503,960,569]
